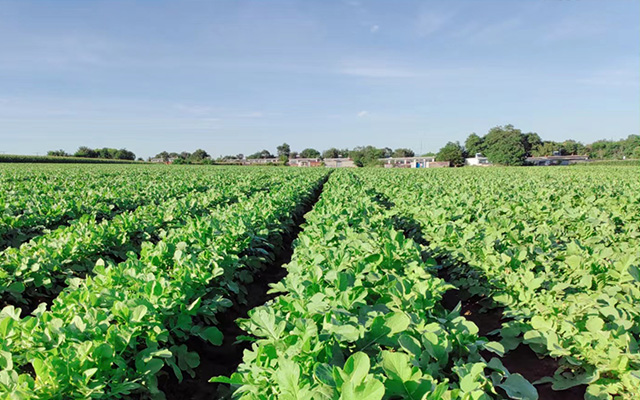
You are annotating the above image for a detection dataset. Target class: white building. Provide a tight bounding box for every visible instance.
[324,158,356,168]
[380,156,434,168]
[465,153,491,166]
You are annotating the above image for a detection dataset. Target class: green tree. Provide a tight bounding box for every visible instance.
[349,146,385,167]
[381,147,393,158]
[189,149,210,162]
[276,143,291,160]
[47,149,69,157]
[155,151,170,162]
[247,149,273,159]
[464,133,484,156]
[483,125,527,166]
[299,148,320,158]
[531,142,556,156]
[115,149,136,160]
[523,133,542,156]
[392,148,415,157]
[435,142,465,166]
[322,148,340,159]
[74,146,98,158]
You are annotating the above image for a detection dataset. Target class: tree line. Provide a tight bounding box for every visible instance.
[52,124,638,167]
[48,147,137,161]
[154,145,416,167]
[152,149,213,164]
[436,125,640,166]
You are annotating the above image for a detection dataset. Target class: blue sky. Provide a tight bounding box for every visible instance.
[0,0,638,158]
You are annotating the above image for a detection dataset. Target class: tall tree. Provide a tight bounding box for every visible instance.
[381,147,393,158]
[483,125,527,166]
[115,149,136,160]
[349,146,384,167]
[436,142,465,166]
[189,149,211,162]
[523,132,542,156]
[465,133,485,156]
[47,149,69,157]
[276,143,291,159]
[299,148,320,158]
[322,148,340,159]
[392,148,415,157]
[74,146,98,158]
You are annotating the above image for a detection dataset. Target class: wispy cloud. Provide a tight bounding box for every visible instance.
[174,104,219,115]
[543,16,609,41]
[370,24,379,33]
[236,111,264,118]
[357,110,369,117]
[338,58,479,81]
[341,66,420,78]
[452,18,522,44]
[576,67,640,87]
[415,11,452,37]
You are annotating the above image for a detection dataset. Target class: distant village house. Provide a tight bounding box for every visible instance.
[380,156,449,168]
[324,158,356,168]
[526,155,589,166]
[465,153,491,166]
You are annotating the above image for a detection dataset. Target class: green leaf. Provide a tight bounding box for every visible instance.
[131,305,148,322]
[31,359,45,377]
[484,341,505,356]
[314,363,336,386]
[7,282,25,294]
[530,316,552,331]
[381,351,412,381]
[342,352,370,386]
[498,374,538,400]
[275,359,301,395]
[398,334,422,356]
[384,312,410,336]
[342,379,385,400]
[585,316,604,333]
[565,255,582,269]
[629,265,640,282]
[331,324,361,342]
[200,327,223,346]
[140,358,164,376]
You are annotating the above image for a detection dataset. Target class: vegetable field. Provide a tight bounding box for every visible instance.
[0,164,638,400]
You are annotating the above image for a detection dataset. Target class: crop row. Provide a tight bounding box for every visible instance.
[0,165,225,249]
[0,169,327,399]
[0,171,285,310]
[215,171,536,400]
[358,167,640,399]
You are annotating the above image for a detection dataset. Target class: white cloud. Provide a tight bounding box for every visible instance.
[370,25,379,33]
[543,17,609,42]
[341,66,418,78]
[415,11,451,37]
[174,104,217,115]
[357,110,368,117]
[236,111,264,118]
[576,67,640,87]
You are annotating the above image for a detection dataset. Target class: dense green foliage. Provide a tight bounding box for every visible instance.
[72,147,136,160]
[0,165,327,398]
[0,155,139,164]
[216,171,533,399]
[0,164,637,399]
[436,142,466,166]
[359,166,640,399]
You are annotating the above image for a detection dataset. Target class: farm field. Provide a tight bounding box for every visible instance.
[0,164,638,400]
